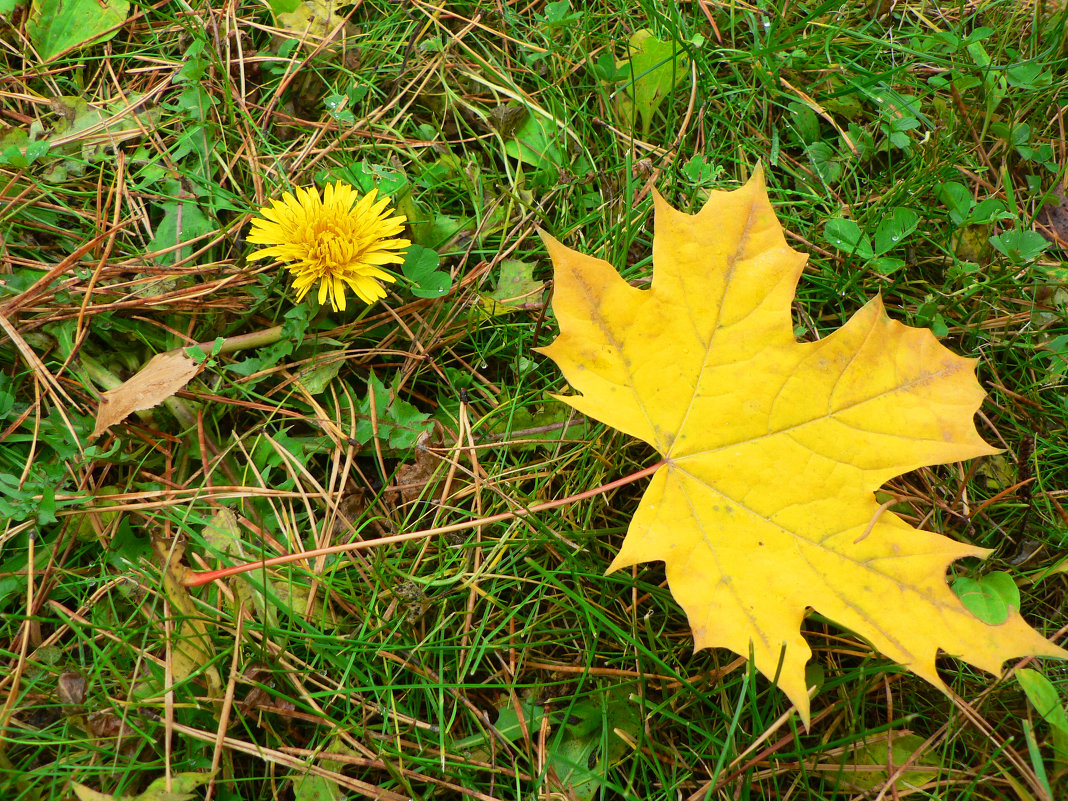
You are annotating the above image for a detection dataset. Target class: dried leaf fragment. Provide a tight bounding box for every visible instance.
[393,421,447,506]
[72,772,213,801]
[57,671,87,706]
[154,539,223,699]
[1039,185,1068,248]
[91,350,201,438]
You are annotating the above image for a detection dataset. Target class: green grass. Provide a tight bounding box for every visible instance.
[2,0,1068,799]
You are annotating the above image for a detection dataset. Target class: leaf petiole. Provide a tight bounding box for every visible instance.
[181,459,666,587]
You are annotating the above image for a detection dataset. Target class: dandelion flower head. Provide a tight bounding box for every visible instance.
[247,181,410,311]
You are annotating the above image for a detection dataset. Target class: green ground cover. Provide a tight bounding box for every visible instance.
[1,1,1067,799]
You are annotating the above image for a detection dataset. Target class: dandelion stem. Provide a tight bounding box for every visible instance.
[191,325,284,356]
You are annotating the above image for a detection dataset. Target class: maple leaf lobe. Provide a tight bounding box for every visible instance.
[540,167,1067,725]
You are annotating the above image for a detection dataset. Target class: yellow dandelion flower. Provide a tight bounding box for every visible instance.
[247,181,410,311]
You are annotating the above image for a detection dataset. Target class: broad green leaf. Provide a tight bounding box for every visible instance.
[1017,668,1068,735]
[805,141,842,185]
[938,182,973,225]
[504,112,563,171]
[478,260,543,317]
[1007,63,1052,90]
[147,198,215,267]
[824,217,875,259]
[788,102,821,144]
[989,229,1049,263]
[952,571,1020,625]
[292,740,356,801]
[613,29,690,135]
[873,208,919,255]
[0,129,49,167]
[456,692,639,800]
[826,732,940,792]
[452,698,546,755]
[489,699,545,745]
[0,544,50,608]
[680,154,722,185]
[293,774,343,801]
[351,374,432,450]
[26,0,130,61]
[402,244,451,298]
[540,0,581,27]
[108,518,153,570]
[545,691,640,801]
[867,257,906,274]
[295,356,344,395]
[269,0,301,17]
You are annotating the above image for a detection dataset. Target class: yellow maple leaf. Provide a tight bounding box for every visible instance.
[539,167,1066,725]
